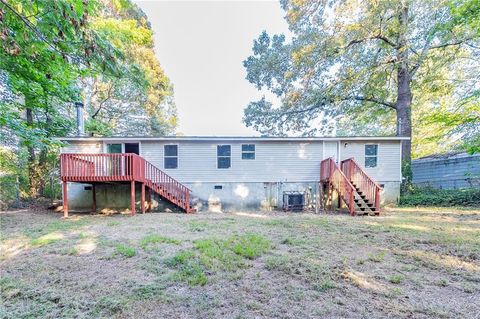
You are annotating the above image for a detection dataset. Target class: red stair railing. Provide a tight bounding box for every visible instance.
[341,158,381,214]
[143,159,192,211]
[320,157,356,215]
[60,153,192,212]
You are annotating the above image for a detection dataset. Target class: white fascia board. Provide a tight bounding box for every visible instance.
[56,136,410,142]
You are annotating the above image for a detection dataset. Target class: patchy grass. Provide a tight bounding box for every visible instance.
[281,236,306,246]
[165,250,207,286]
[368,251,387,263]
[188,220,210,232]
[140,234,181,249]
[1,206,479,318]
[30,232,64,247]
[388,274,404,284]
[165,234,270,286]
[115,244,136,258]
[230,233,270,259]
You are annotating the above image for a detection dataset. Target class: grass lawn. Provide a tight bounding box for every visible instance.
[1,207,479,318]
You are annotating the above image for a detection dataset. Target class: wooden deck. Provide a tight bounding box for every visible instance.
[60,153,194,217]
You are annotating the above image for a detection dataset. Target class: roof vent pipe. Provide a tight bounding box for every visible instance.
[74,101,85,136]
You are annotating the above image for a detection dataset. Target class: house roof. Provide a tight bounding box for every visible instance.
[413,151,478,162]
[58,135,410,142]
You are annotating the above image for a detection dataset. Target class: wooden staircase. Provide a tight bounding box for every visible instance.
[60,153,194,216]
[320,157,381,216]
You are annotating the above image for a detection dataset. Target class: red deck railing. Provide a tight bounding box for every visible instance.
[320,157,356,215]
[60,153,192,213]
[341,158,381,213]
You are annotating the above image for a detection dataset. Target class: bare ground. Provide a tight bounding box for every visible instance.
[1,207,479,318]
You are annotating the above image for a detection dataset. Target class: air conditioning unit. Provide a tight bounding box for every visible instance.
[283,191,305,212]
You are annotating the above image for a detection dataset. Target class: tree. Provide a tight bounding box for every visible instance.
[243,0,480,164]
[0,0,175,199]
[81,1,177,136]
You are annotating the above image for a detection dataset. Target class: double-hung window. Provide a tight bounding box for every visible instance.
[217,145,231,169]
[164,145,178,169]
[365,144,378,168]
[241,144,255,160]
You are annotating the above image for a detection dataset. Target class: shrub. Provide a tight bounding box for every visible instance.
[400,187,480,207]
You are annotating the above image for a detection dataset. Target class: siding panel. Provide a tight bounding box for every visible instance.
[61,142,102,154]
[340,141,401,182]
[141,141,324,182]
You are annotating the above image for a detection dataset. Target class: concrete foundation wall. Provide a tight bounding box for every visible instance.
[66,180,400,212]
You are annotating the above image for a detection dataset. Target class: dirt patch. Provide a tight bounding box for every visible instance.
[1,207,479,318]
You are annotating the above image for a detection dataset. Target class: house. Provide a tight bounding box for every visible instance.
[59,135,407,216]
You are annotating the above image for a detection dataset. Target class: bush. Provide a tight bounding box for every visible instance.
[399,187,480,207]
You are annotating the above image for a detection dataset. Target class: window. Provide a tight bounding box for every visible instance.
[214,185,223,190]
[365,144,378,168]
[217,145,231,169]
[241,144,255,160]
[164,145,178,169]
[107,143,122,154]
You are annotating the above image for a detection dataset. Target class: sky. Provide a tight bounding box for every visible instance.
[135,0,289,136]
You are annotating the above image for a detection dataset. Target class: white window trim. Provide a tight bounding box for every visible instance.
[164,144,179,169]
[217,144,232,169]
[103,141,141,155]
[365,143,379,168]
[241,143,256,160]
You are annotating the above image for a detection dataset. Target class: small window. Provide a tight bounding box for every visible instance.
[107,143,122,154]
[214,185,223,190]
[217,145,231,169]
[241,144,255,160]
[365,145,378,168]
[164,145,178,169]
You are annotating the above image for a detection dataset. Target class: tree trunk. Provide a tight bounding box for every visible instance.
[396,3,412,165]
[396,72,412,164]
[25,107,39,197]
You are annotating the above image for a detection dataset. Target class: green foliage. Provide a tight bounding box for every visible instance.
[400,187,480,207]
[243,0,480,160]
[0,0,177,204]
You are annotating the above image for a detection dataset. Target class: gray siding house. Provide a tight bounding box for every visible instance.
[60,136,407,212]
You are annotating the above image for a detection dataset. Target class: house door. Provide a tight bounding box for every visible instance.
[324,141,339,163]
[124,143,139,155]
[124,143,139,175]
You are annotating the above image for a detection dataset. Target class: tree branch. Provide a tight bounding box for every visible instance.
[351,96,396,109]
[91,84,114,119]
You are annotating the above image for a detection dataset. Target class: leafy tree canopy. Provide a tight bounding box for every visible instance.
[243,0,480,159]
[0,0,176,197]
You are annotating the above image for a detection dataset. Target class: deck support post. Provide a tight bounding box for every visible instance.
[63,181,68,218]
[130,180,136,216]
[337,189,342,209]
[327,184,333,211]
[92,184,96,213]
[147,188,152,212]
[141,183,145,214]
